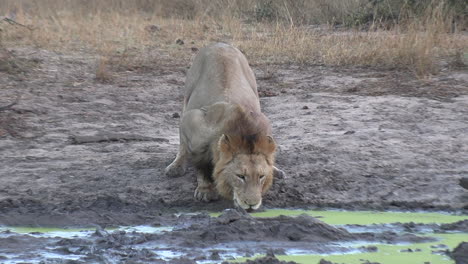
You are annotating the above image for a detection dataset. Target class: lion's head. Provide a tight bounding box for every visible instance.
[213,133,276,210]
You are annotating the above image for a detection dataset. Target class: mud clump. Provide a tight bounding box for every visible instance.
[166,209,356,247]
[319,259,379,264]
[451,242,468,264]
[230,252,298,264]
[459,177,468,190]
[439,220,468,233]
[358,231,436,244]
[319,260,356,264]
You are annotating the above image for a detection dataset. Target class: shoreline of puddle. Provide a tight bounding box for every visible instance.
[1,209,467,264]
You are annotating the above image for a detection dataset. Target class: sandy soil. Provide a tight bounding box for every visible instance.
[0,47,468,226]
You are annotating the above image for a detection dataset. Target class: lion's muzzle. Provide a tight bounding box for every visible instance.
[233,191,262,210]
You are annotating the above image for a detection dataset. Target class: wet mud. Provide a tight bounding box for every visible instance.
[231,251,299,264]
[0,210,442,263]
[451,242,468,264]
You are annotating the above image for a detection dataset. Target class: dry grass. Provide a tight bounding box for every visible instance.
[0,0,466,77]
[95,57,114,83]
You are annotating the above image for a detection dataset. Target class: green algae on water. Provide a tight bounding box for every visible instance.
[227,209,468,264]
[233,233,467,264]
[212,209,468,225]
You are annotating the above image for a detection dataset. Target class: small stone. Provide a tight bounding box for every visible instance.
[145,25,161,33]
[367,246,378,252]
[172,112,180,118]
[431,249,449,255]
[216,208,252,224]
[302,105,309,110]
[191,47,199,53]
[344,130,355,135]
[430,244,448,249]
[266,248,286,256]
[459,177,468,190]
[209,250,221,260]
[176,39,184,45]
[93,226,108,237]
[347,87,358,93]
[359,246,378,252]
[361,261,381,264]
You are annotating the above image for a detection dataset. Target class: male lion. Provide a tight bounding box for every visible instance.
[165,43,283,210]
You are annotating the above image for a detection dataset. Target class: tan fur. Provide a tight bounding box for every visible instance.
[211,108,276,201]
[165,43,282,209]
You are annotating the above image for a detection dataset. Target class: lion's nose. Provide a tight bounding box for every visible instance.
[244,200,259,208]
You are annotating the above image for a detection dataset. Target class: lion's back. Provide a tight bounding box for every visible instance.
[184,43,258,113]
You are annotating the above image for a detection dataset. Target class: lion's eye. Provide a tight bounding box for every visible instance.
[259,175,265,180]
[236,174,245,181]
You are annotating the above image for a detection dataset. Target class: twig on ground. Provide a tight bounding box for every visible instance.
[70,132,169,144]
[0,95,20,112]
[0,16,33,30]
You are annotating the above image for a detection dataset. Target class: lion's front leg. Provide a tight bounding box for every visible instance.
[194,170,219,202]
[165,145,187,177]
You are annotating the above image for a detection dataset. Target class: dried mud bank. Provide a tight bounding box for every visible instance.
[0,48,468,226]
[342,219,468,234]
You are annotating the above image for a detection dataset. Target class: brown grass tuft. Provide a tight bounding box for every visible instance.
[95,57,113,83]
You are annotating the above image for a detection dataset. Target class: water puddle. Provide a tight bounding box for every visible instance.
[0,225,172,239]
[213,209,468,225]
[234,233,465,264]
[0,209,466,263]
[226,209,468,264]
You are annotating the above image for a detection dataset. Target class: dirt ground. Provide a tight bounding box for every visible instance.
[0,47,468,227]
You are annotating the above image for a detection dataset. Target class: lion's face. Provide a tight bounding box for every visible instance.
[221,154,273,209]
[214,134,276,210]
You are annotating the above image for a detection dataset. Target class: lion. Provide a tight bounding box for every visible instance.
[165,43,283,210]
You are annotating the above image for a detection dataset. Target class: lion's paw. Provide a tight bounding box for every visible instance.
[194,186,219,202]
[165,164,185,178]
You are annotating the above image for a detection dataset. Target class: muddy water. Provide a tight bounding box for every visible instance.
[235,233,467,264]
[230,210,468,264]
[217,209,468,225]
[0,210,466,264]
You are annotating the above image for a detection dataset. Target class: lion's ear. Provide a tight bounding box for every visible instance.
[265,136,276,153]
[218,134,232,153]
[273,166,285,179]
[255,136,276,155]
[219,134,241,154]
